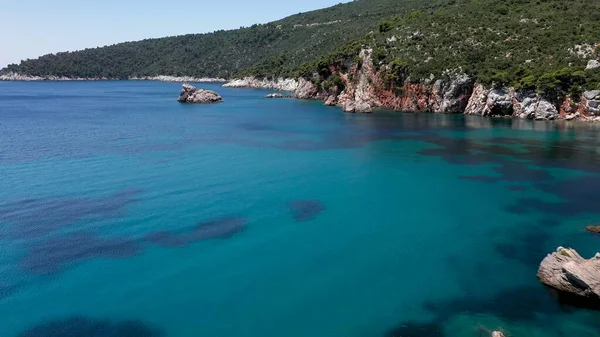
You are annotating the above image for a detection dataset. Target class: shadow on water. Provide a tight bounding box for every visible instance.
[20,232,143,275]
[385,283,600,337]
[0,188,142,239]
[17,316,163,337]
[289,200,325,222]
[145,217,247,248]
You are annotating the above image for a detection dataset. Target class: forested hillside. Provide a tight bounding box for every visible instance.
[0,0,444,79]
[283,0,600,96]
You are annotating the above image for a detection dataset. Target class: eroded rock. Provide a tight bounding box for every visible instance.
[342,100,372,113]
[178,83,223,103]
[537,247,600,301]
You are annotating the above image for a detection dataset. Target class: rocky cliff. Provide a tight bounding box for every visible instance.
[240,49,599,121]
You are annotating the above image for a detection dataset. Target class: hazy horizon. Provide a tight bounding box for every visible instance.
[0,0,350,69]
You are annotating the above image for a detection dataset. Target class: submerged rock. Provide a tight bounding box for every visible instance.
[491,331,506,337]
[178,83,222,103]
[264,93,291,98]
[587,225,600,233]
[537,247,600,302]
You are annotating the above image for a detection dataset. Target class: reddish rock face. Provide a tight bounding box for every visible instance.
[290,48,594,121]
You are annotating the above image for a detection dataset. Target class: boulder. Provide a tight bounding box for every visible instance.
[342,100,372,113]
[324,95,337,106]
[294,78,320,99]
[487,89,514,116]
[586,60,600,70]
[583,91,600,116]
[537,247,600,302]
[178,83,222,103]
[584,90,600,100]
[535,99,559,120]
[491,332,505,337]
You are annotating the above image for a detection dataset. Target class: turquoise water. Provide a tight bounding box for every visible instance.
[1,81,600,337]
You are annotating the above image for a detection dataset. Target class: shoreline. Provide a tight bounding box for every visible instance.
[0,73,227,83]
[4,72,600,123]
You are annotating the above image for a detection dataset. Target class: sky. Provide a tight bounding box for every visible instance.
[0,0,348,68]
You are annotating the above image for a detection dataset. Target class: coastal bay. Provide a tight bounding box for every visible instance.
[1,81,600,336]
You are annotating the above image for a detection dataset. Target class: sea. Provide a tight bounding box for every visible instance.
[0,80,599,337]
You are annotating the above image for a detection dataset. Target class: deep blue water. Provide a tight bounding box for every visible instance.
[1,81,600,337]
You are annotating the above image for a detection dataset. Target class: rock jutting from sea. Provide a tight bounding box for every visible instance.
[178,84,223,103]
[537,247,600,305]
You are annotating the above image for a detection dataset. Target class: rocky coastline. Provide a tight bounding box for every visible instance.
[223,49,600,121]
[222,77,299,92]
[0,72,226,83]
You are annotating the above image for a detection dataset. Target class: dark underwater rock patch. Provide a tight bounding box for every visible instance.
[18,316,163,337]
[384,321,444,337]
[506,176,600,217]
[289,200,325,222]
[0,283,16,300]
[21,232,143,275]
[507,185,527,191]
[494,225,552,268]
[145,217,247,248]
[0,188,142,239]
[423,285,560,323]
[459,176,501,183]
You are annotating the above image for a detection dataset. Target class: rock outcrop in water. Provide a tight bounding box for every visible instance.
[537,247,600,302]
[587,225,600,233]
[178,84,223,103]
[491,332,506,337]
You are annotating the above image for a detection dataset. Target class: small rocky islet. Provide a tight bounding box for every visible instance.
[538,247,600,308]
[177,83,223,103]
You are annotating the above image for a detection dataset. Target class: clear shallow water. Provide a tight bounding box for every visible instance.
[1,81,600,337]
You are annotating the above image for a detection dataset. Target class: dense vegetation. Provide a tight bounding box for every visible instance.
[1,0,442,79]
[295,0,600,97]
[3,0,599,98]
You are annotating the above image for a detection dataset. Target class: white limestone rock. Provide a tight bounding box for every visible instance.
[537,247,600,300]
